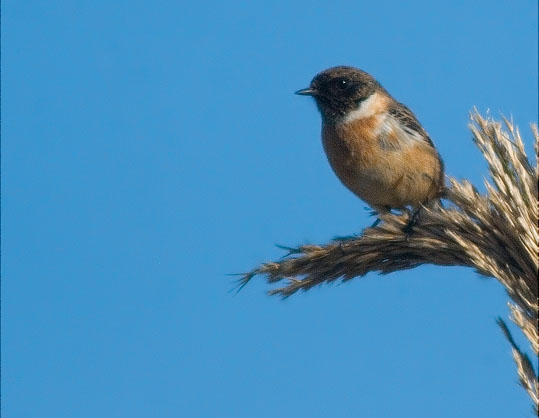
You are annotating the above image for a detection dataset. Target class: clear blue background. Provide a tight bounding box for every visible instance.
[3,1,537,417]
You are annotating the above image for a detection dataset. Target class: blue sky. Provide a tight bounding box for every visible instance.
[3,1,537,417]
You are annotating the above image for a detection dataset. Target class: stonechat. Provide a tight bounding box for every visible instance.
[296,66,445,223]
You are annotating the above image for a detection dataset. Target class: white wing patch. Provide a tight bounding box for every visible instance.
[378,113,427,150]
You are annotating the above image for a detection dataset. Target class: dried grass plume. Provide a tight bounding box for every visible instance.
[239,111,538,410]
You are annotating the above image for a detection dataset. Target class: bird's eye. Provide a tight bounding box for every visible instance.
[334,77,349,90]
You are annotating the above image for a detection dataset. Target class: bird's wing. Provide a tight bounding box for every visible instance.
[386,102,435,148]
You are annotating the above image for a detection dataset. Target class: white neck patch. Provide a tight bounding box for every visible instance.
[342,92,383,123]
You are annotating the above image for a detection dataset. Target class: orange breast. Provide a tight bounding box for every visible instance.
[322,116,386,204]
[321,115,442,210]
[323,117,380,167]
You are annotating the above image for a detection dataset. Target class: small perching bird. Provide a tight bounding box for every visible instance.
[296,66,445,222]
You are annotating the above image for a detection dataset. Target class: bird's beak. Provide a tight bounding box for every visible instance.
[295,87,316,96]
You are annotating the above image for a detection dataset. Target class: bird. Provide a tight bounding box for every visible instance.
[295,66,445,228]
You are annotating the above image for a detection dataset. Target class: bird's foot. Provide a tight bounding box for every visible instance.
[402,207,422,236]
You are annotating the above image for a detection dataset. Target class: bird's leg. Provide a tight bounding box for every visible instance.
[371,218,381,227]
[369,205,391,228]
